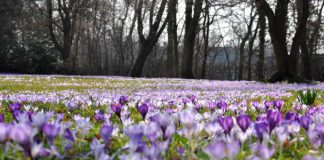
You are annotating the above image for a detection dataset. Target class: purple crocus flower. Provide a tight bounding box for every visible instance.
[188,95,196,103]
[138,103,149,120]
[254,121,269,142]
[317,106,324,114]
[204,140,240,159]
[57,113,64,122]
[236,114,251,133]
[218,116,233,135]
[252,101,262,112]
[94,110,105,122]
[0,113,4,123]
[0,123,8,142]
[264,100,273,111]
[151,113,170,134]
[266,110,283,133]
[208,102,217,111]
[308,123,324,149]
[285,112,298,121]
[119,95,129,105]
[100,125,113,144]
[111,103,123,118]
[217,101,228,111]
[9,102,22,112]
[249,143,276,159]
[298,116,312,131]
[9,123,34,156]
[12,110,23,122]
[42,123,60,144]
[273,100,284,111]
[125,125,144,142]
[306,107,316,116]
[182,98,190,105]
[295,105,301,112]
[194,104,201,112]
[64,128,75,142]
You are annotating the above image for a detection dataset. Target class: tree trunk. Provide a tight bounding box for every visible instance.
[257,12,266,80]
[201,2,210,79]
[130,41,154,77]
[256,0,310,82]
[247,23,258,80]
[130,0,168,77]
[239,37,248,80]
[167,0,178,77]
[181,0,203,79]
[238,7,256,80]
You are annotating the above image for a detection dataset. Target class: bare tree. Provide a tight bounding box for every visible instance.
[255,0,310,82]
[182,0,203,78]
[130,0,168,77]
[256,10,266,80]
[167,0,178,77]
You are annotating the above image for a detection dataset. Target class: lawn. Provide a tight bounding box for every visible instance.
[0,75,324,159]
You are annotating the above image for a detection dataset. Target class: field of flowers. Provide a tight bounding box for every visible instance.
[0,75,324,160]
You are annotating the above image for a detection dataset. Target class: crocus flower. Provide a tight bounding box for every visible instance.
[236,114,251,133]
[74,115,92,136]
[42,123,60,144]
[188,95,196,103]
[0,123,8,142]
[217,101,228,111]
[306,107,316,116]
[64,128,75,142]
[273,100,284,111]
[252,101,262,112]
[0,113,4,122]
[31,143,51,158]
[267,110,283,133]
[138,103,149,120]
[124,124,144,142]
[182,98,190,105]
[218,116,234,135]
[151,113,171,134]
[56,113,64,122]
[254,121,269,142]
[204,140,240,159]
[100,125,113,144]
[65,101,78,111]
[208,102,217,111]
[285,112,298,121]
[119,96,129,105]
[111,103,123,118]
[298,116,312,130]
[32,110,53,129]
[308,123,324,149]
[90,138,109,160]
[179,109,196,129]
[264,100,273,110]
[9,102,22,112]
[9,123,35,157]
[94,110,105,122]
[145,122,162,142]
[248,143,276,159]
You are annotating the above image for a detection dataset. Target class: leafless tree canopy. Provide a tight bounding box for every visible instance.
[1,0,324,82]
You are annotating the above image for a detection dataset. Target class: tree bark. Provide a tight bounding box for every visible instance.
[247,21,259,80]
[130,0,168,77]
[257,11,266,81]
[238,7,257,80]
[167,0,178,77]
[181,0,203,79]
[201,0,210,79]
[255,0,309,82]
